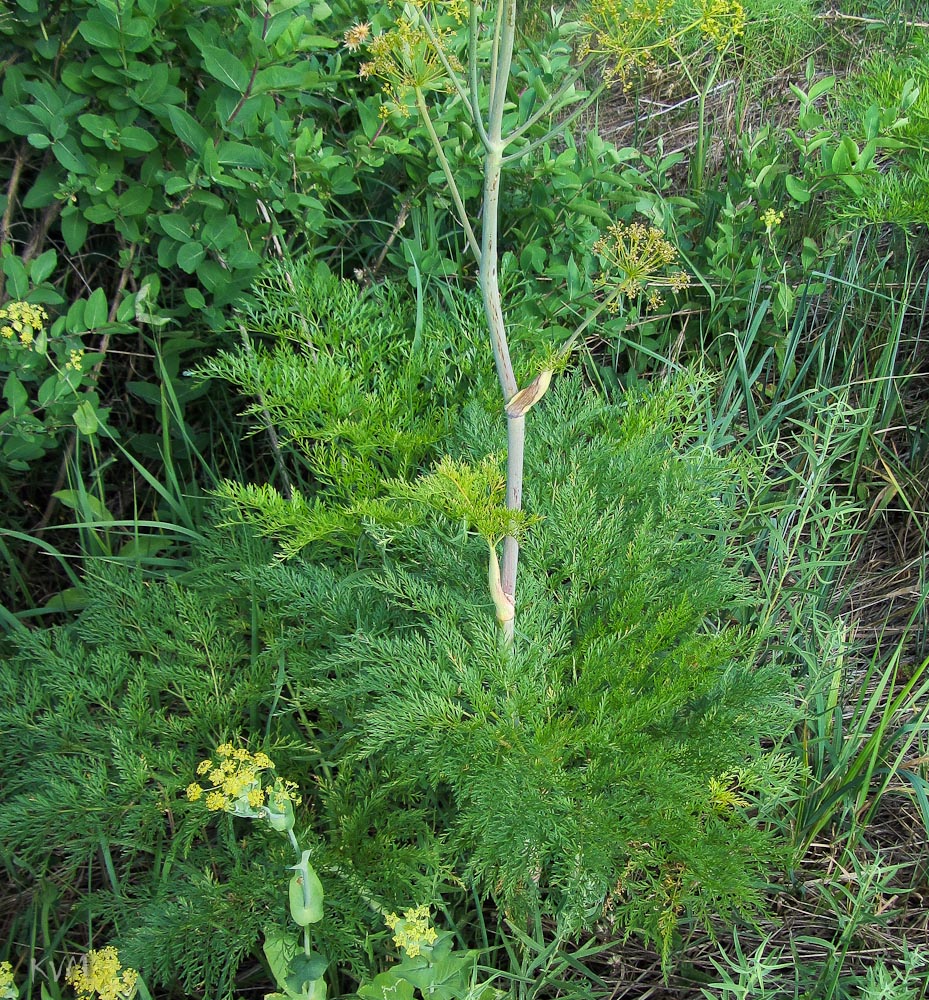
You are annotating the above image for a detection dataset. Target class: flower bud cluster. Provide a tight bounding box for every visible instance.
[187,743,300,827]
[0,301,48,349]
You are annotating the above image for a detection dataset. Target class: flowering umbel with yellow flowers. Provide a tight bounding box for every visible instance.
[187,743,300,832]
[581,0,744,85]
[349,15,462,119]
[0,962,16,1000]
[0,301,48,350]
[66,948,138,1000]
[186,743,327,998]
[385,905,440,958]
[593,221,691,311]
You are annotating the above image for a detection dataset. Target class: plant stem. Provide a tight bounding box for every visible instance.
[480,0,521,644]
[690,51,723,192]
[468,0,490,148]
[414,89,481,264]
[287,829,312,957]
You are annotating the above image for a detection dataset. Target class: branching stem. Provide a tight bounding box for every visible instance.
[414,89,482,264]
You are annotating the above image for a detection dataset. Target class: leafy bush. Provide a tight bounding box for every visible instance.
[0,0,393,523]
[198,259,502,510]
[0,347,795,993]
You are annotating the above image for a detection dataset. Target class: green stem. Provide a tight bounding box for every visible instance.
[488,0,506,114]
[480,0,521,645]
[488,0,516,129]
[690,52,724,192]
[559,286,624,359]
[506,57,598,144]
[414,89,482,264]
[415,9,480,132]
[502,80,605,164]
[468,0,490,147]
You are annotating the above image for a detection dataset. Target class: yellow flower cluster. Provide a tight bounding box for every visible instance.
[760,207,785,232]
[187,743,300,817]
[66,349,86,372]
[593,221,691,307]
[0,301,48,349]
[385,905,439,958]
[0,961,15,1000]
[698,0,745,47]
[582,0,744,85]
[581,0,674,85]
[351,17,461,118]
[66,948,138,1000]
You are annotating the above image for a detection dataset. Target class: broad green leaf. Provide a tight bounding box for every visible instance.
[132,63,171,106]
[3,374,29,416]
[837,173,864,196]
[520,244,546,273]
[785,174,810,204]
[167,106,209,151]
[119,125,159,151]
[73,400,100,436]
[52,136,90,174]
[2,255,28,298]
[53,489,110,519]
[30,249,57,285]
[66,297,86,332]
[22,169,59,209]
[79,113,114,140]
[284,953,327,995]
[85,288,109,329]
[118,186,154,215]
[807,75,836,101]
[3,106,35,136]
[77,19,122,48]
[160,214,193,242]
[62,208,88,253]
[357,974,415,1000]
[84,204,117,224]
[38,375,64,409]
[41,586,87,613]
[202,138,221,179]
[263,927,299,991]
[164,175,190,195]
[215,141,268,168]
[177,241,206,273]
[200,46,250,92]
[201,213,237,249]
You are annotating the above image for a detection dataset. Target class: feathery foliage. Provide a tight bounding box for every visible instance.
[233,373,796,963]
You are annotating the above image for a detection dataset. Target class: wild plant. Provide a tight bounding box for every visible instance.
[0,947,143,1000]
[338,0,742,641]
[186,743,500,1000]
[214,367,798,967]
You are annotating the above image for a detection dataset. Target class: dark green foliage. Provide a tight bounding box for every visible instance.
[236,374,794,963]
[0,0,356,475]
[200,261,500,500]
[0,363,793,991]
[0,551,288,998]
